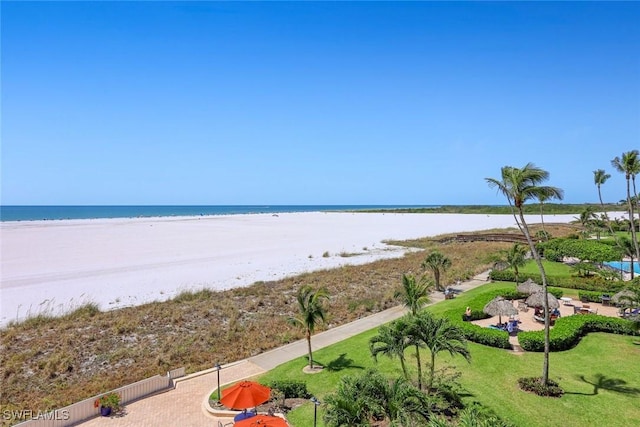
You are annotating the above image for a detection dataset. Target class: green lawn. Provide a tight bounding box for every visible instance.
[517,259,575,278]
[255,283,640,427]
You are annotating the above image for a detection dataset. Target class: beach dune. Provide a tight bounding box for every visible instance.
[0,212,576,326]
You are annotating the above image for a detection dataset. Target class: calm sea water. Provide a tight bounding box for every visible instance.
[604,261,640,274]
[0,205,436,222]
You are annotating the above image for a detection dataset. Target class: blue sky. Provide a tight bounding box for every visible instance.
[2,1,639,205]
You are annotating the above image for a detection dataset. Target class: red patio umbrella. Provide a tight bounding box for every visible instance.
[234,415,289,427]
[220,381,271,410]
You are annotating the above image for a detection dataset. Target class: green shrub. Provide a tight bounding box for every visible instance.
[457,322,511,349]
[544,248,563,262]
[517,377,564,397]
[518,315,639,352]
[577,290,605,303]
[268,380,310,399]
[489,269,623,292]
[537,238,623,262]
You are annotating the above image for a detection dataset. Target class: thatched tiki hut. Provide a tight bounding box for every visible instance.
[517,278,542,295]
[525,291,559,309]
[483,296,518,324]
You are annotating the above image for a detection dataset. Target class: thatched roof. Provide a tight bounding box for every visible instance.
[517,279,542,295]
[525,291,559,309]
[483,296,518,322]
[612,289,635,304]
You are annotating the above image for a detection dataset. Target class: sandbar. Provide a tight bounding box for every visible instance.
[0,212,577,326]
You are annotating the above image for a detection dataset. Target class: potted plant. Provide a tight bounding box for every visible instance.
[94,392,120,416]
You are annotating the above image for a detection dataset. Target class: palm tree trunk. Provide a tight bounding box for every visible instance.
[429,352,436,392]
[415,344,422,390]
[306,330,313,369]
[400,357,408,380]
[626,177,640,276]
[516,208,550,384]
[540,203,546,236]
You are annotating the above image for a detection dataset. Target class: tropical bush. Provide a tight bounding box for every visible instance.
[268,380,310,399]
[577,290,608,303]
[322,370,435,426]
[456,322,511,349]
[518,314,639,352]
[517,377,564,397]
[537,238,623,262]
[489,269,623,292]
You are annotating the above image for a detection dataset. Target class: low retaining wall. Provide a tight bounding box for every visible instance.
[10,368,185,427]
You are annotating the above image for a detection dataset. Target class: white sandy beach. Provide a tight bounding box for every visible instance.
[0,212,578,326]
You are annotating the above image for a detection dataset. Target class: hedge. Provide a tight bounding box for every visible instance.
[489,269,624,293]
[577,290,611,303]
[537,238,623,262]
[267,380,310,399]
[517,315,639,352]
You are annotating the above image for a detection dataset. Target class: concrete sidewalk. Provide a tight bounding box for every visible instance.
[79,271,490,427]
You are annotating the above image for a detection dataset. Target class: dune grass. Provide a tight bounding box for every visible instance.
[257,283,640,427]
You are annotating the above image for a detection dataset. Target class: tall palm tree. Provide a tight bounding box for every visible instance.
[593,169,615,241]
[593,169,611,211]
[422,251,452,292]
[369,318,412,379]
[288,285,329,369]
[612,150,640,263]
[537,192,551,238]
[395,274,432,390]
[486,163,563,385]
[412,311,470,391]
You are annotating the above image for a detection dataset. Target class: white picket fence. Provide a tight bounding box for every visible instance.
[10,368,185,427]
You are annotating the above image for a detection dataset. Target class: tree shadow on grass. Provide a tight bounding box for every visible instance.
[564,373,640,396]
[324,353,363,372]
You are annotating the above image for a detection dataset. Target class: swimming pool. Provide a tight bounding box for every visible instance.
[604,261,640,274]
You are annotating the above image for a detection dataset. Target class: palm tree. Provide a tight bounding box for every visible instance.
[373,375,432,426]
[412,311,470,391]
[323,392,370,427]
[395,274,433,390]
[422,251,452,292]
[288,285,329,369]
[323,370,432,427]
[486,163,563,385]
[498,243,528,286]
[594,169,611,212]
[537,193,551,238]
[617,236,636,280]
[612,150,640,263]
[395,274,432,316]
[369,318,412,379]
[575,206,596,238]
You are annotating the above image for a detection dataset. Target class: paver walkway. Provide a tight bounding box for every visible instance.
[79,272,491,427]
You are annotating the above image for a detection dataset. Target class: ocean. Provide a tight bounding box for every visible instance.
[0,205,436,222]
